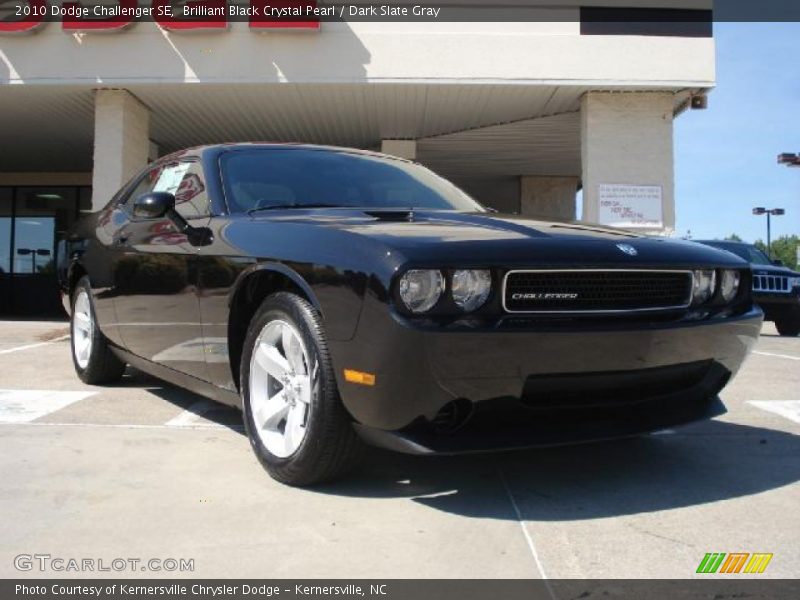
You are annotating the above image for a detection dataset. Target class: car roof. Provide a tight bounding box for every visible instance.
[156,143,412,166]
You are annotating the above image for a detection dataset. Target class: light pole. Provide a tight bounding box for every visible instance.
[16,248,35,273]
[777,154,798,267]
[15,248,51,274]
[752,207,785,259]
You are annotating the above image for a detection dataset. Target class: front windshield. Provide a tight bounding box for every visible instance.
[710,243,772,265]
[745,247,773,265]
[221,148,484,213]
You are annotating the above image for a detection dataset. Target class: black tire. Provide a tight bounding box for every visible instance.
[240,292,364,486]
[70,277,127,384]
[775,316,800,337]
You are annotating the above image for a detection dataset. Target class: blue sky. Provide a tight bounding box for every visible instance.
[674,22,800,242]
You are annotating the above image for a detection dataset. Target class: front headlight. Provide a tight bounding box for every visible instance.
[692,269,717,304]
[719,270,741,303]
[451,269,492,312]
[399,269,444,313]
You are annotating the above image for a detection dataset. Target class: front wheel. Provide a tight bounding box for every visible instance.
[240,292,364,486]
[71,277,127,384]
[775,315,800,337]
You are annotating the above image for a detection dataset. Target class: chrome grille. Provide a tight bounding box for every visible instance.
[503,270,693,313]
[752,274,791,294]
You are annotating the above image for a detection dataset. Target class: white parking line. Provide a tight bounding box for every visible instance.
[0,389,96,423]
[0,335,70,355]
[165,399,226,429]
[753,351,800,361]
[748,401,800,425]
[0,421,244,432]
[497,469,555,597]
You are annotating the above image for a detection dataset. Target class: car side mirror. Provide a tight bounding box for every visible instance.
[131,191,213,247]
[772,259,784,267]
[132,192,175,220]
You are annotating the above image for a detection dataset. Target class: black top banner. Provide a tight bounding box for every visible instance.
[0,1,799,25]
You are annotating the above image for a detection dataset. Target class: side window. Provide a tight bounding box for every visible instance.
[123,162,209,219]
[172,163,209,219]
[122,166,163,210]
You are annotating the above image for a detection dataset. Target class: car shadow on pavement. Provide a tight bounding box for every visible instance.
[316,420,800,521]
[109,367,245,431]
[107,370,800,521]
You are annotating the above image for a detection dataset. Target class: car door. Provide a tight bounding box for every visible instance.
[195,221,253,394]
[112,160,211,381]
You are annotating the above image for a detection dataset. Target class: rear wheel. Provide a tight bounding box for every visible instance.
[71,277,127,384]
[240,292,364,486]
[775,315,800,337]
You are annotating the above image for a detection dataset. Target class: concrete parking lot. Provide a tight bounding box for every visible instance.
[0,319,797,579]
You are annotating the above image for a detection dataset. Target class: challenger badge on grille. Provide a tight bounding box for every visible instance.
[503,270,693,313]
[512,293,579,300]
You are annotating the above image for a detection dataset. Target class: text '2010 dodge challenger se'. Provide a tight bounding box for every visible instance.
[59,144,763,485]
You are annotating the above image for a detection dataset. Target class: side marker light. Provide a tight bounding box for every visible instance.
[344,369,376,386]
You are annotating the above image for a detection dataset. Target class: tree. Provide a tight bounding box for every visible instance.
[754,235,799,270]
[724,233,743,242]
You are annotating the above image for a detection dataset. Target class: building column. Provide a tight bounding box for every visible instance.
[381,139,417,160]
[520,176,578,220]
[581,92,675,233]
[91,89,150,210]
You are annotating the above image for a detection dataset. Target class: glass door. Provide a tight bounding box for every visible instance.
[13,216,56,275]
[11,187,78,316]
[0,189,12,313]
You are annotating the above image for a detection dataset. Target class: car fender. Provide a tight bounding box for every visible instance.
[228,261,323,314]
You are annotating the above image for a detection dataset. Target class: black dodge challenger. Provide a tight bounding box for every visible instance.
[59,144,763,485]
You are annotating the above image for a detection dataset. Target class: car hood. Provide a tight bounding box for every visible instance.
[749,263,799,277]
[251,209,749,268]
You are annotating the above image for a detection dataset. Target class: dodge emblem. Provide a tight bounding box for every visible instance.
[616,243,638,256]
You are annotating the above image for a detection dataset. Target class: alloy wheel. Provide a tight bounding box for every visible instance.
[249,319,313,458]
[72,290,94,369]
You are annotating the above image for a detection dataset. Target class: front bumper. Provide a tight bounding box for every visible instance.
[754,291,800,321]
[329,299,763,453]
[354,393,728,455]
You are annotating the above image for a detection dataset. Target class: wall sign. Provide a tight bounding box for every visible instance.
[598,184,663,229]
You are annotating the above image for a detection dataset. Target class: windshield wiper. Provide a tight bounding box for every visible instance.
[248,203,343,214]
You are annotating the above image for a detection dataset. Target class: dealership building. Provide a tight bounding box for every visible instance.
[0,2,715,315]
